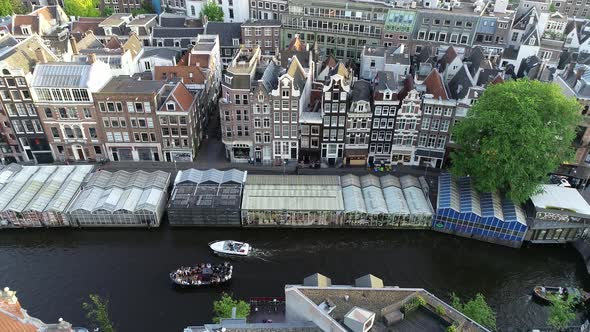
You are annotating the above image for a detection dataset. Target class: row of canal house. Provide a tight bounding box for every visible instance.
[220,40,461,168]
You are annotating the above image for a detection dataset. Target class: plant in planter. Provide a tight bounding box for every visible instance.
[436,304,446,317]
[401,295,426,314]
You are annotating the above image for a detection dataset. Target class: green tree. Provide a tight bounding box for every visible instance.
[82,294,116,332]
[200,0,224,22]
[450,293,496,331]
[450,79,581,203]
[547,295,576,331]
[9,0,27,14]
[549,3,557,12]
[64,0,100,17]
[0,0,13,16]
[102,6,113,16]
[212,293,250,323]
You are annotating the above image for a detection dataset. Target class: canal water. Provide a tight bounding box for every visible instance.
[0,227,588,331]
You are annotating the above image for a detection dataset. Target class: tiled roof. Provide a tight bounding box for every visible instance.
[0,35,57,73]
[123,34,143,59]
[351,80,371,102]
[100,13,130,27]
[105,36,122,49]
[241,19,281,26]
[76,32,103,50]
[205,22,241,46]
[154,66,207,84]
[168,82,195,111]
[423,68,448,100]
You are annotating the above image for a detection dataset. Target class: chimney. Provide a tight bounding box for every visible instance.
[87,53,96,64]
[35,48,47,64]
[69,36,78,55]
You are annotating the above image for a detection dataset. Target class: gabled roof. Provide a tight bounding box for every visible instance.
[99,13,130,27]
[447,65,475,99]
[417,46,432,64]
[260,61,282,92]
[521,26,541,46]
[329,62,350,79]
[439,46,459,71]
[375,71,401,93]
[286,55,307,92]
[139,47,180,60]
[163,82,194,112]
[423,69,449,100]
[123,34,143,59]
[465,46,485,76]
[287,34,306,51]
[351,80,372,102]
[205,22,241,47]
[76,32,103,50]
[105,36,123,50]
[512,6,538,30]
[0,35,57,73]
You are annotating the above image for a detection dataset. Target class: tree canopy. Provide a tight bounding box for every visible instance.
[450,293,497,331]
[82,294,116,332]
[200,1,224,22]
[0,0,13,16]
[450,79,581,203]
[64,0,101,17]
[547,295,576,331]
[212,293,250,323]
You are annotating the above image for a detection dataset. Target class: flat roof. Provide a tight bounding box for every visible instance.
[531,184,590,218]
[98,77,166,94]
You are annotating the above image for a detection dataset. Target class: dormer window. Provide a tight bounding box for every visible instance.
[529,36,536,45]
[104,27,112,35]
[21,25,31,35]
[384,92,391,100]
[174,39,181,47]
[232,38,240,46]
[224,75,232,84]
[167,103,175,111]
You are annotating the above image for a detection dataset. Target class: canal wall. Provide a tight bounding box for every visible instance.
[573,239,590,274]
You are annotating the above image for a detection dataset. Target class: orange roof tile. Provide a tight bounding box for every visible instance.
[170,83,194,111]
[287,34,306,52]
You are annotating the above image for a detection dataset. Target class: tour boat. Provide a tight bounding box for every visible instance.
[170,262,232,287]
[533,286,590,304]
[209,240,251,256]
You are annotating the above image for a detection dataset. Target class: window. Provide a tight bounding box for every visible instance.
[282,89,290,98]
[436,136,446,149]
[441,120,450,132]
[135,102,144,112]
[83,108,91,118]
[51,127,60,138]
[422,118,430,130]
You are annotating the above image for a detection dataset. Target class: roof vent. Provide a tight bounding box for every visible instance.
[318,299,336,314]
[344,307,375,332]
[344,295,350,301]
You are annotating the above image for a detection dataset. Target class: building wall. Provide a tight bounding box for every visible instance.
[99,0,144,13]
[414,98,455,168]
[0,73,53,163]
[250,0,288,21]
[37,100,105,162]
[412,11,480,55]
[220,83,253,162]
[281,0,388,61]
[369,91,398,165]
[93,95,163,162]
[391,89,421,165]
[242,24,281,55]
[321,76,349,166]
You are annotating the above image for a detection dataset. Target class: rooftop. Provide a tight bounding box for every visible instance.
[288,273,490,332]
[530,184,590,218]
[242,19,281,27]
[98,77,166,94]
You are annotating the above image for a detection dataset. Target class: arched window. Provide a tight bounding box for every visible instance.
[191,5,196,16]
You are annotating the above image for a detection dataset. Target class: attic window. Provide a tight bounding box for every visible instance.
[233,38,240,46]
[167,103,175,111]
[21,25,31,35]
[384,92,391,100]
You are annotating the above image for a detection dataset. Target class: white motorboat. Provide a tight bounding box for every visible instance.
[209,240,251,256]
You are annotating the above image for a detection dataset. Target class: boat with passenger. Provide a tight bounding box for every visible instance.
[209,240,251,256]
[170,262,232,287]
[533,286,590,304]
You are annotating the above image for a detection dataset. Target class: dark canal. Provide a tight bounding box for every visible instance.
[0,227,588,331]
